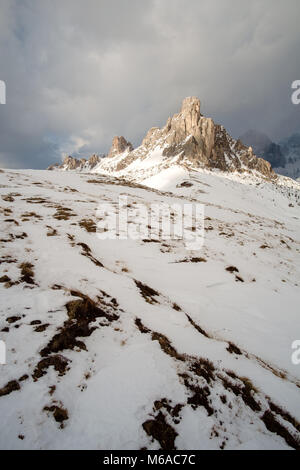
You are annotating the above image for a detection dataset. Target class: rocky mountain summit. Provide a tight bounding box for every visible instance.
[48,97,274,180]
[93,97,274,180]
[108,136,133,158]
[47,136,133,171]
[48,153,103,172]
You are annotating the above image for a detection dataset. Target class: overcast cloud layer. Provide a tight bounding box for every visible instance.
[0,0,299,169]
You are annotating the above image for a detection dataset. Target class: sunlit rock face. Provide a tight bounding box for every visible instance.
[108,136,133,158]
[105,96,274,178]
[47,96,274,179]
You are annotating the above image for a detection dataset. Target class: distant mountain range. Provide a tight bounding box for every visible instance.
[239,130,300,180]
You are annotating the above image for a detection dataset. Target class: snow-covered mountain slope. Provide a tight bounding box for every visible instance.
[0,167,300,450]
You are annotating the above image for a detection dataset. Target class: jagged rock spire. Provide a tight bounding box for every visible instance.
[108,136,133,158]
[47,96,274,179]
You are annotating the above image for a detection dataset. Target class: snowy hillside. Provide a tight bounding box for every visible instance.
[0,166,300,450]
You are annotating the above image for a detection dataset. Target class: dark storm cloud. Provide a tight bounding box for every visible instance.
[0,0,299,168]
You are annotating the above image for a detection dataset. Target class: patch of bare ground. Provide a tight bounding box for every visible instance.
[79,219,97,233]
[63,187,78,193]
[40,292,119,357]
[226,266,239,273]
[135,318,185,361]
[219,232,234,237]
[268,401,300,432]
[189,358,215,384]
[33,355,70,381]
[46,226,58,236]
[172,302,181,311]
[181,375,213,416]
[175,257,207,263]
[87,179,103,184]
[143,412,178,450]
[280,239,291,249]
[0,232,27,244]
[21,212,42,221]
[53,206,76,221]
[19,262,35,284]
[43,404,69,428]
[6,315,21,324]
[15,232,28,239]
[3,218,19,225]
[134,280,160,304]
[153,398,184,423]
[23,196,48,204]
[2,194,16,202]
[262,411,300,450]
[0,256,17,265]
[226,342,242,355]
[1,207,13,216]
[34,323,50,332]
[30,290,120,382]
[0,380,20,397]
[77,242,104,267]
[219,373,261,412]
[0,234,15,243]
[177,181,193,188]
[185,313,210,338]
[19,374,29,382]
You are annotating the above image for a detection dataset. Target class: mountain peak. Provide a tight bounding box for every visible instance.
[180,96,201,114]
[108,136,133,158]
[47,97,275,180]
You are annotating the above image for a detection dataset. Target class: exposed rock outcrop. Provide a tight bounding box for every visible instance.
[47,154,102,172]
[108,136,133,158]
[47,97,274,180]
[97,96,274,179]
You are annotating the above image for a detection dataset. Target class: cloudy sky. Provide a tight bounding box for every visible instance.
[0,0,299,169]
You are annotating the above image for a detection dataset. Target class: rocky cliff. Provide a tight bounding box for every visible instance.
[48,97,275,179]
[48,153,102,171]
[108,136,133,158]
[94,97,274,179]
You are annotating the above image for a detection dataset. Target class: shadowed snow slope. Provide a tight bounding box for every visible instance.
[0,167,299,450]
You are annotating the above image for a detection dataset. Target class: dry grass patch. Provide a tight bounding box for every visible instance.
[79,218,97,233]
